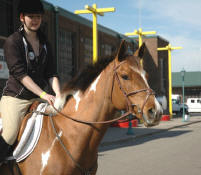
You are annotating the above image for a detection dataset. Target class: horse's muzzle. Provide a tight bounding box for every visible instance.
[143,101,163,127]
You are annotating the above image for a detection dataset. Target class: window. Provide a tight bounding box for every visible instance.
[0,0,13,37]
[191,100,195,103]
[104,44,112,56]
[58,29,73,83]
[84,38,92,65]
[172,99,179,104]
[160,58,166,92]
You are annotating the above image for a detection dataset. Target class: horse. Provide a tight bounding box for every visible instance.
[0,40,162,175]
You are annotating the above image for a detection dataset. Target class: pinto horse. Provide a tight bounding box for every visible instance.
[0,40,162,175]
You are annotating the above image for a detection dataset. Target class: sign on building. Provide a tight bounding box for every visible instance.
[0,48,9,79]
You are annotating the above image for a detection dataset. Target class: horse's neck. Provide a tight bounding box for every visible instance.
[57,65,115,147]
[64,67,115,123]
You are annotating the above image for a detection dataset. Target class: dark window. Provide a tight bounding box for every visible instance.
[0,0,13,37]
[58,29,73,84]
[84,38,92,65]
[160,58,167,93]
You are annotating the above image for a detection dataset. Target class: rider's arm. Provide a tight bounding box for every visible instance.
[49,76,61,97]
[45,42,61,97]
[20,75,55,104]
[20,75,44,97]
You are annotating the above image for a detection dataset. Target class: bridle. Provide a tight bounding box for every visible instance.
[112,60,155,119]
[50,59,155,125]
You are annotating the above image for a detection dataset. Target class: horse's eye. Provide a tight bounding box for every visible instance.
[121,75,129,80]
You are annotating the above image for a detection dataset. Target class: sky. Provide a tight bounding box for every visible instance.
[45,0,201,72]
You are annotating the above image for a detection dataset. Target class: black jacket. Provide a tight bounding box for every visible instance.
[2,26,58,100]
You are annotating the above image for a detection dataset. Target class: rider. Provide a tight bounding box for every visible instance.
[0,0,61,163]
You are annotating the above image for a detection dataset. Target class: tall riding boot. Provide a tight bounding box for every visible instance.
[0,136,11,163]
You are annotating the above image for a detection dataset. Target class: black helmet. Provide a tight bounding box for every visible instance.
[18,0,44,15]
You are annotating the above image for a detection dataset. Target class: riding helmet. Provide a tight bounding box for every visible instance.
[17,0,44,15]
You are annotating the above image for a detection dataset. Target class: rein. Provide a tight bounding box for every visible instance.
[51,105,133,124]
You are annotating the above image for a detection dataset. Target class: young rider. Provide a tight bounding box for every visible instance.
[0,0,61,163]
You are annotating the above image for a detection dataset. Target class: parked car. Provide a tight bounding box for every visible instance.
[172,94,188,114]
[187,98,201,113]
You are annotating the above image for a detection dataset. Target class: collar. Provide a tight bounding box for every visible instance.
[18,25,46,45]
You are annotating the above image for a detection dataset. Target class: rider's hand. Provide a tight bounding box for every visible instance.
[56,92,61,99]
[41,93,56,105]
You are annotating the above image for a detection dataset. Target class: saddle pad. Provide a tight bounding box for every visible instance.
[13,103,48,162]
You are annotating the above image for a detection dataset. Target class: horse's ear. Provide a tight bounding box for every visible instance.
[116,40,128,62]
[134,43,146,58]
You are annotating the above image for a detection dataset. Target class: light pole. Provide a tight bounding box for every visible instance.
[125,28,156,66]
[127,114,134,135]
[157,44,182,118]
[181,68,185,122]
[75,4,115,64]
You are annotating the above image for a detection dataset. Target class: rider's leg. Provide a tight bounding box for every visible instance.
[0,135,11,163]
[0,96,33,163]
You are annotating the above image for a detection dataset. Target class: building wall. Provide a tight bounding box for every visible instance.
[143,37,160,92]
[141,37,169,95]
[157,37,169,96]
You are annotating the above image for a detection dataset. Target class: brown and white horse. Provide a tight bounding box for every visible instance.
[1,40,162,175]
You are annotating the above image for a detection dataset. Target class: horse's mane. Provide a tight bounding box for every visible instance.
[62,54,116,92]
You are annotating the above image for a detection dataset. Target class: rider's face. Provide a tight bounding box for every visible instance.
[20,13,42,32]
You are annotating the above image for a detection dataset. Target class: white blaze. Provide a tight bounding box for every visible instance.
[72,74,101,111]
[155,98,163,113]
[130,66,149,87]
[141,70,150,87]
[40,131,62,175]
[73,91,81,111]
[89,74,101,92]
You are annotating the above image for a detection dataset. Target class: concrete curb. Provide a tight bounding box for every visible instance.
[100,120,201,147]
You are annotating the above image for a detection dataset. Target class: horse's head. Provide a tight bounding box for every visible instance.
[111,40,163,127]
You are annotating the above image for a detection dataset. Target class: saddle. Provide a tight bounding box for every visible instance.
[18,101,41,139]
[0,101,48,162]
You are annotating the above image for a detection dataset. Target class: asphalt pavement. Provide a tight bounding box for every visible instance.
[100,115,201,147]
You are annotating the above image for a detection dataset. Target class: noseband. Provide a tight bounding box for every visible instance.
[112,60,155,116]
